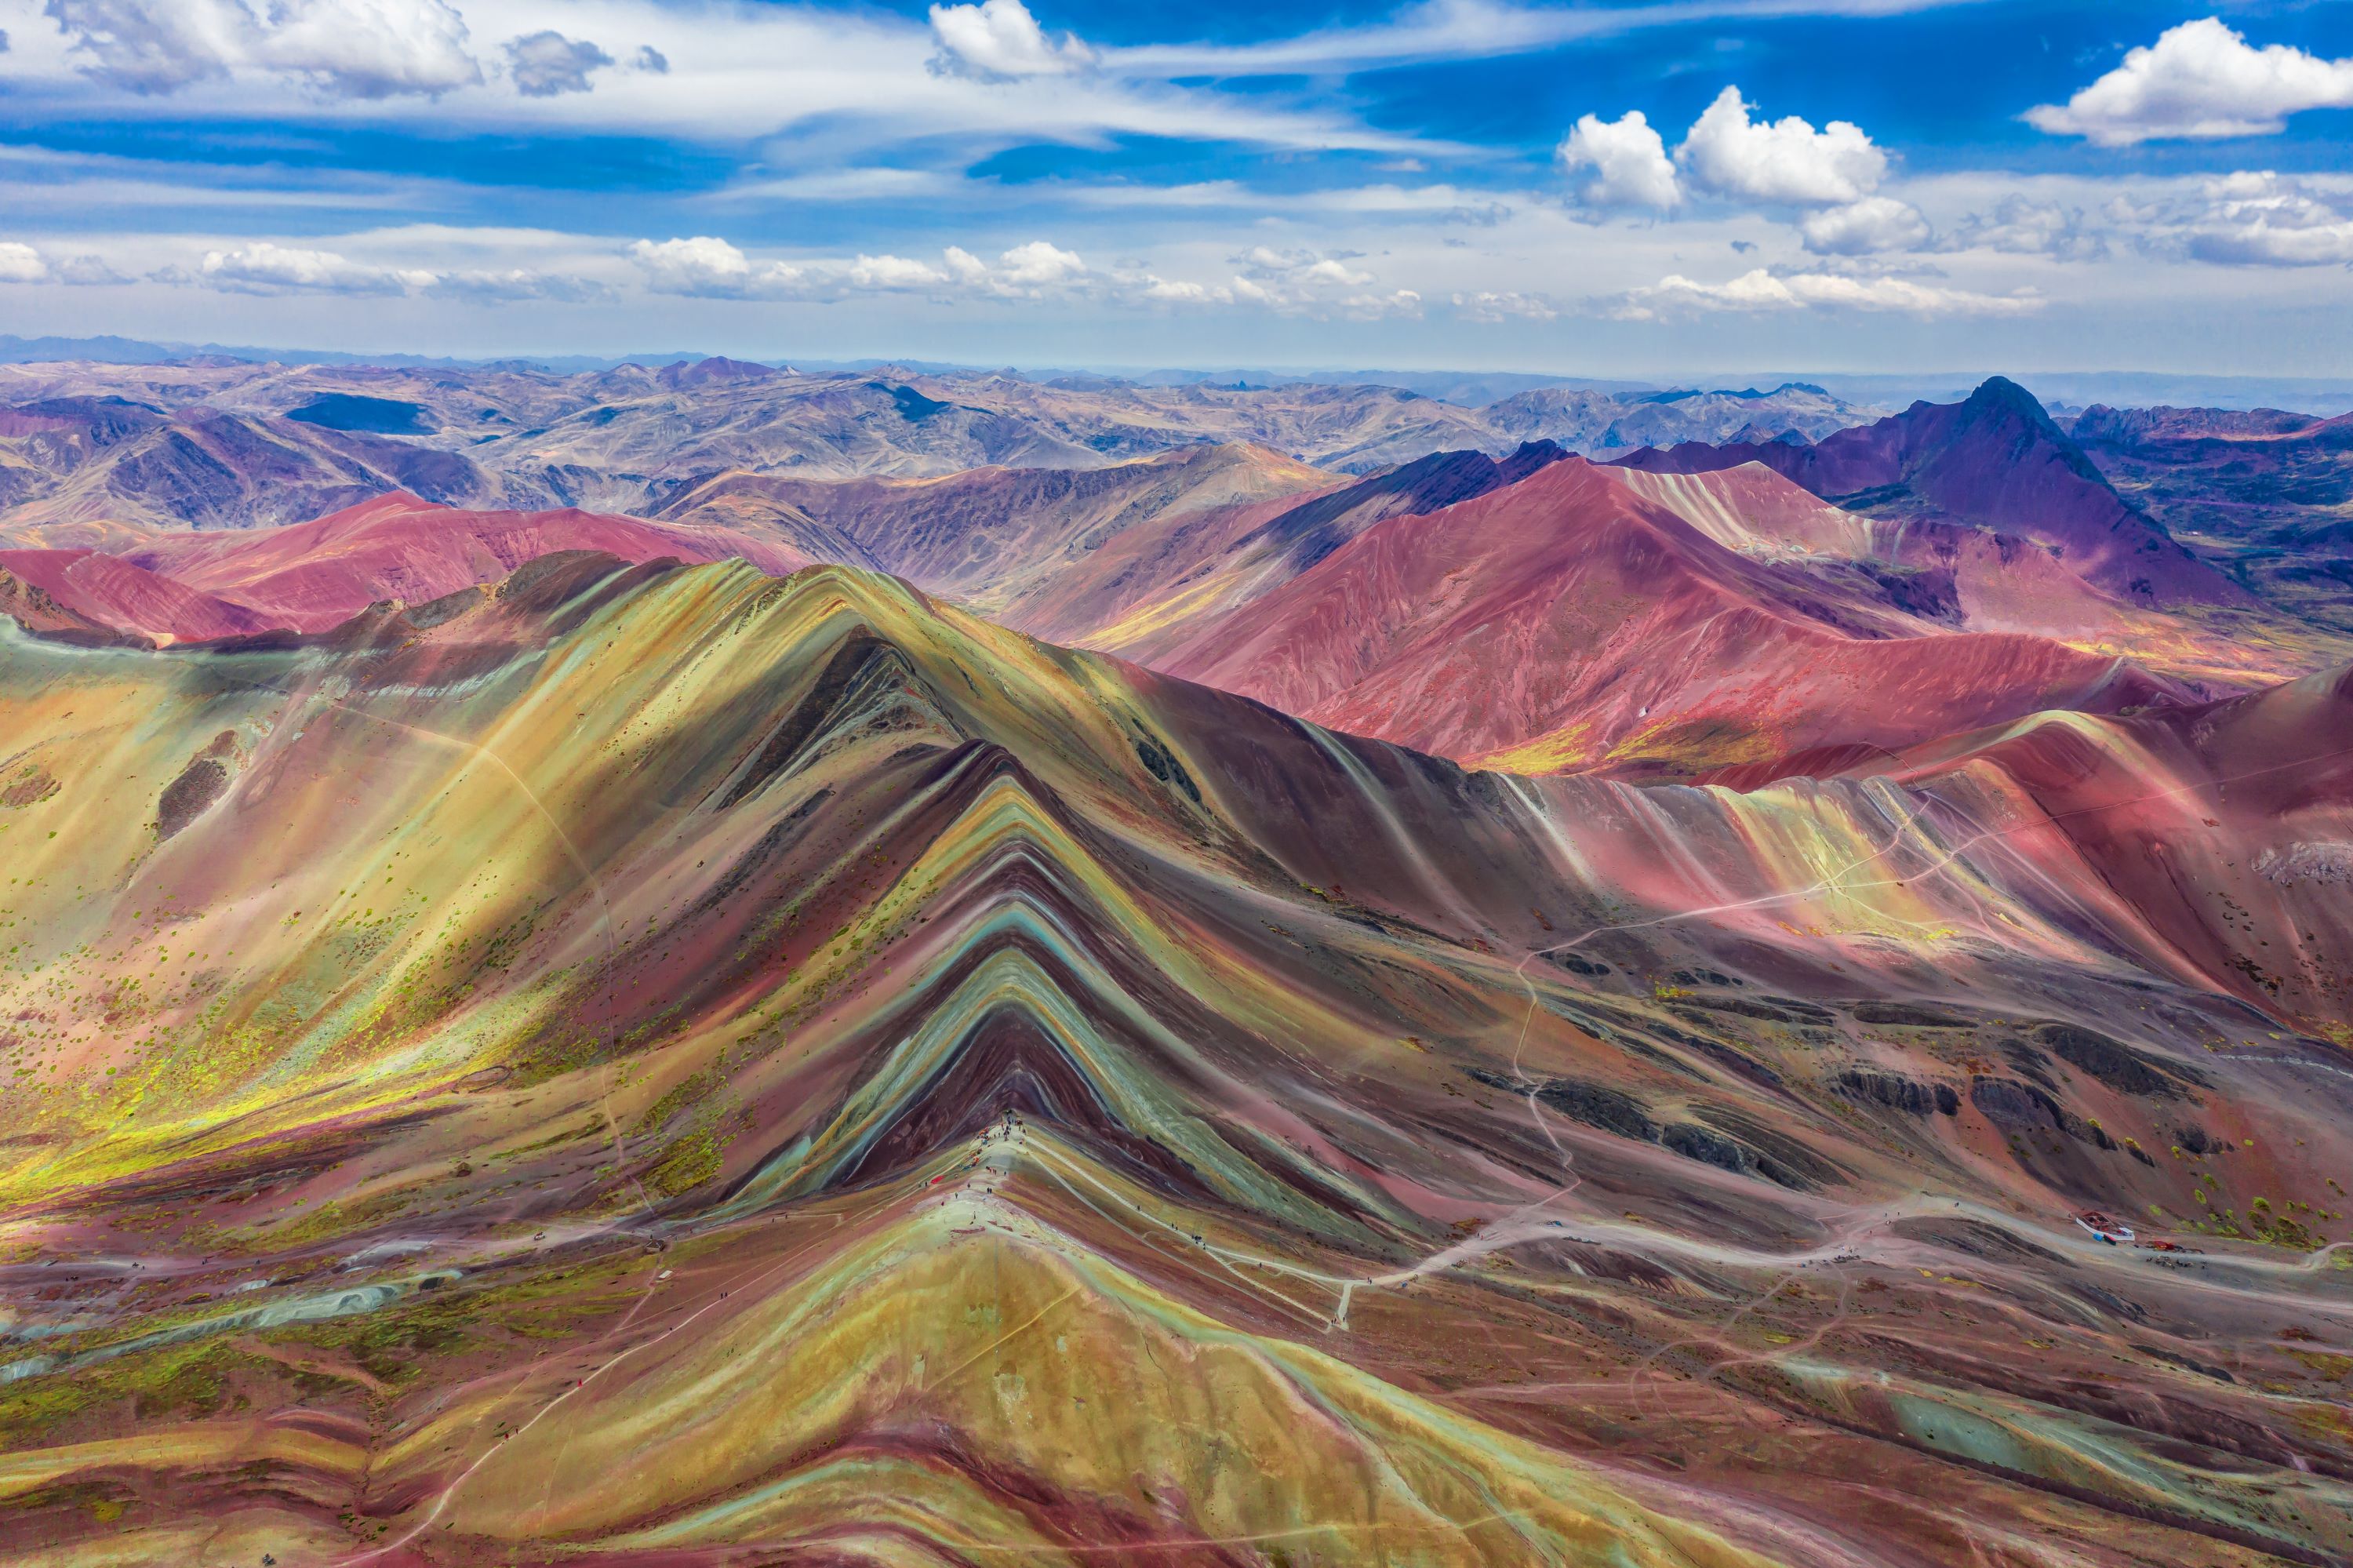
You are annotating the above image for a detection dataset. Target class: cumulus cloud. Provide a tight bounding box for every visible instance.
[1937,197,2108,262]
[1676,86,1887,206]
[45,0,481,98]
[0,243,123,286]
[1139,277,1227,304]
[927,0,1093,80]
[627,235,807,299]
[195,240,435,294]
[848,242,1086,295]
[504,31,613,98]
[1611,267,2041,321]
[54,252,130,285]
[847,252,951,289]
[1224,246,1420,318]
[2027,18,2353,146]
[256,0,478,97]
[1129,247,1416,318]
[1558,110,1680,209]
[431,267,612,302]
[1238,246,1369,288]
[994,238,1086,289]
[0,242,49,284]
[625,235,1093,302]
[42,0,245,93]
[2129,172,2353,267]
[1451,289,1557,322]
[1799,195,1930,256]
[630,45,668,74]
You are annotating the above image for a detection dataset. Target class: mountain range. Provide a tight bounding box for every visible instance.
[2065,403,2353,631]
[0,359,1879,531]
[9,373,2342,780]
[2,359,2351,1567]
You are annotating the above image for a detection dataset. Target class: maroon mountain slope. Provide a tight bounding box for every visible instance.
[0,548,282,644]
[655,441,1573,647]
[1136,455,2188,774]
[115,493,815,634]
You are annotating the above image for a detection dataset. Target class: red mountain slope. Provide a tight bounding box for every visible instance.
[1878,662,2353,1037]
[0,547,281,644]
[1141,456,2188,774]
[117,492,814,634]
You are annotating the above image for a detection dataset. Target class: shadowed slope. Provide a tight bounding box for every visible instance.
[1613,378,2250,608]
[654,441,1333,630]
[2070,404,2353,631]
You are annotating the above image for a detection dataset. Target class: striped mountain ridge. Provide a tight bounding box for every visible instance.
[0,556,2348,1565]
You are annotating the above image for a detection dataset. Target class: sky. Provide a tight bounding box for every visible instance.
[0,0,2349,375]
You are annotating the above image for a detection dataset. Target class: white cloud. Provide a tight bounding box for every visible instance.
[928,0,1093,80]
[623,235,1094,301]
[1235,246,1369,286]
[0,242,49,283]
[255,0,478,98]
[504,31,613,99]
[1558,110,1680,209]
[43,0,480,98]
[0,235,132,286]
[847,252,951,289]
[1111,0,1994,78]
[54,251,130,284]
[1451,289,1557,322]
[2026,17,2353,146]
[431,267,611,302]
[40,0,245,93]
[2189,220,2353,268]
[1612,267,2041,320]
[1675,85,1887,206]
[1140,276,1231,305]
[195,239,434,293]
[994,238,1086,288]
[1220,246,1420,318]
[2149,172,2353,268]
[849,241,1086,294]
[626,235,806,299]
[1934,195,2108,261]
[1799,195,1930,255]
[12,0,1430,158]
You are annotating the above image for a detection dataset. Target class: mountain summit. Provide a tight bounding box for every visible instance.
[1614,377,2249,607]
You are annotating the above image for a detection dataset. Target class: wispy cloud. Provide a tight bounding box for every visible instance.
[1109,0,1991,76]
[0,0,1446,156]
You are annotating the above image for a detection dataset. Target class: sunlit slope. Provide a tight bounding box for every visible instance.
[2,556,2350,1566]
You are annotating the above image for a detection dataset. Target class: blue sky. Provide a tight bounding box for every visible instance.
[0,0,2349,373]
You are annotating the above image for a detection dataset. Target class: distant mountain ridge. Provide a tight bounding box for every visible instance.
[2067,402,2353,630]
[5,366,2348,787]
[1610,377,2249,608]
[0,357,1878,535]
